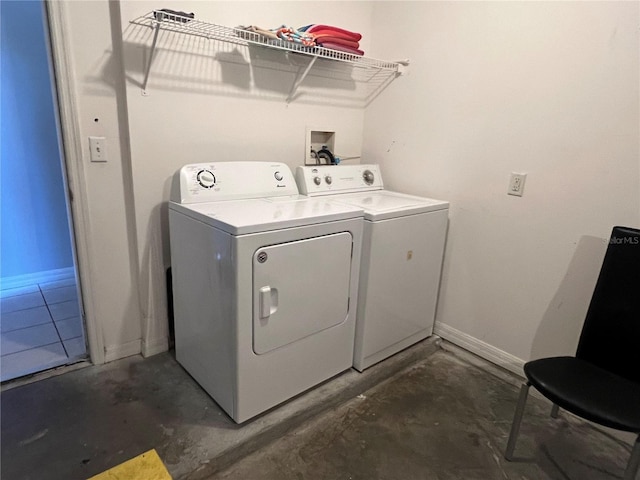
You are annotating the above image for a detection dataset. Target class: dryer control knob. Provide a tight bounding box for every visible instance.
[325,175,332,185]
[197,169,216,188]
[274,171,284,181]
[313,176,322,186]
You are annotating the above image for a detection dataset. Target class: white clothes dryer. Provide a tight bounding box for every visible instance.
[296,164,448,372]
[169,162,363,423]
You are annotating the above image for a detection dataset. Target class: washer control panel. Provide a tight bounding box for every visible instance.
[296,164,384,196]
[171,162,299,204]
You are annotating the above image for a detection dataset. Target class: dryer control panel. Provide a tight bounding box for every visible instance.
[296,164,384,196]
[171,162,299,204]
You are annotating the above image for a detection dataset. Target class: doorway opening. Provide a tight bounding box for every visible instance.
[1,0,87,381]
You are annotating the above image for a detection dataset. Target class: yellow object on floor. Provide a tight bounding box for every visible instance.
[88,449,171,480]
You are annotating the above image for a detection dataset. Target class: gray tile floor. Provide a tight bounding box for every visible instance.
[1,276,87,382]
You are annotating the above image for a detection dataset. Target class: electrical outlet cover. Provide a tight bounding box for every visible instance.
[508,172,526,197]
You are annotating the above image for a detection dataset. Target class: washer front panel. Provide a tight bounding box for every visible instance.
[353,210,448,370]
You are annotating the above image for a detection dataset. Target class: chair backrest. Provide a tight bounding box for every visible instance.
[576,226,640,383]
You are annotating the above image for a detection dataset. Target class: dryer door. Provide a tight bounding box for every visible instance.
[253,232,352,355]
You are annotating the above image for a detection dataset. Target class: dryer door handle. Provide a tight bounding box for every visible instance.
[259,286,278,319]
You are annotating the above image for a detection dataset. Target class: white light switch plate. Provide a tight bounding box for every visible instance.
[89,136,107,162]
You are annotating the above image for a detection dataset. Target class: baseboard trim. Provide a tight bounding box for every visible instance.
[1,267,75,290]
[104,339,141,363]
[434,322,525,376]
[141,337,169,358]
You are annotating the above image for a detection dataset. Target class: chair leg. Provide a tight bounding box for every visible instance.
[550,403,560,418]
[505,382,530,461]
[624,434,640,480]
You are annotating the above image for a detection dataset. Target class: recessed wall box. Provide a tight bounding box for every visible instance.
[305,128,336,165]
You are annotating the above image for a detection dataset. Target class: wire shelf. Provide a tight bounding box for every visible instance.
[129,10,407,103]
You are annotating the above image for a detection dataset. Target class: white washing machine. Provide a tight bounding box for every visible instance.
[296,164,448,371]
[169,162,363,423]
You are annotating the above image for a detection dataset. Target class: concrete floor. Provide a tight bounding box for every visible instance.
[211,347,636,480]
[1,339,635,480]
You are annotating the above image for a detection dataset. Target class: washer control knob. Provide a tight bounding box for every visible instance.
[363,169,375,185]
[197,169,216,188]
[325,175,333,185]
[313,176,322,186]
[274,171,284,181]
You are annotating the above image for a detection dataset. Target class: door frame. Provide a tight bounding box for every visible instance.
[45,1,105,365]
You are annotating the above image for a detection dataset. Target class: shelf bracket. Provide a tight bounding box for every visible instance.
[395,59,410,76]
[141,22,161,95]
[286,55,318,103]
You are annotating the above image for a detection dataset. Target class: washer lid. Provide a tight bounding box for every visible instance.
[332,190,449,221]
[169,196,363,235]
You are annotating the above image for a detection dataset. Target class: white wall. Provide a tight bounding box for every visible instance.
[59,0,639,367]
[61,0,142,362]
[364,1,640,369]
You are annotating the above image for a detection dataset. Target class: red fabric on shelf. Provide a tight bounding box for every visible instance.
[314,35,360,49]
[318,42,364,56]
[306,24,362,41]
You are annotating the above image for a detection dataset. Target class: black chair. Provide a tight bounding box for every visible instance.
[505,226,640,480]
